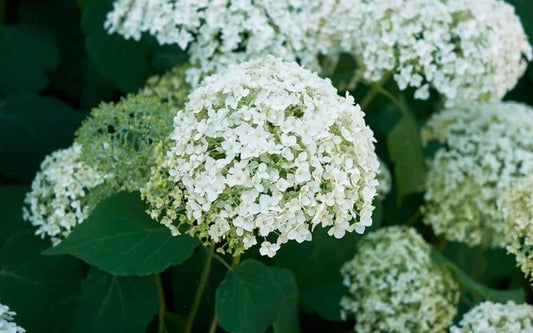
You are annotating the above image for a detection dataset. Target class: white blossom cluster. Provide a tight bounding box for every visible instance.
[105,0,340,86]
[377,158,392,200]
[142,57,379,257]
[0,304,24,333]
[333,0,531,104]
[499,176,533,284]
[340,226,459,333]
[422,102,533,248]
[450,301,533,333]
[23,144,111,244]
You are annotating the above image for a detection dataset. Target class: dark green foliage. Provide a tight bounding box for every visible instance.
[72,268,159,332]
[0,94,85,182]
[0,230,83,332]
[45,192,199,276]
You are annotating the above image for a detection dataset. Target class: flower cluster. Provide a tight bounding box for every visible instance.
[142,56,379,257]
[0,304,25,333]
[422,102,533,248]
[334,0,531,103]
[340,226,459,333]
[75,95,172,192]
[499,176,533,284]
[141,64,191,110]
[105,0,340,86]
[23,145,110,244]
[450,301,533,333]
[377,158,392,200]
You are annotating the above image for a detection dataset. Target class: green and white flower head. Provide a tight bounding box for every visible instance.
[142,56,379,257]
[340,226,459,333]
[141,64,191,110]
[75,95,172,192]
[0,303,25,333]
[104,0,340,86]
[23,144,110,244]
[423,102,533,248]
[450,301,533,333]
[499,176,533,284]
[333,0,531,104]
[377,158,392,200]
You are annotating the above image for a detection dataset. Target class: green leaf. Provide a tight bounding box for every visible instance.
[44,192,199,276]
[82,0,151,92]
[216,259,284,333]
[0,186,30,246]
[430,248,525,303]
[301,284,345,322]
[271,267,300,333]
[72,268,158,333]
[0,230,83,332]
[387,111,426,203]
[0,94,85,182]
[0,25,59,95]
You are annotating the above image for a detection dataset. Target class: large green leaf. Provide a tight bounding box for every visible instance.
[430,248,525,303]
[387,111,426,203]
[0,94,84,182]
[271,267,300,333]
[216,259,284,333]
[72,268,158,333]
[0,186,30,246]
[45,192,199,276]
[0,25,59,95]
[0,230,83,332]
[82,0,151,92]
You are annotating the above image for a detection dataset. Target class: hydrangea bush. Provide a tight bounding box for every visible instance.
[423,102,533,247]
[340,226,460,332]
[1,0,533,332]
[333,0,532,103]
[450,301,533,333]
[105,0,340,86]
[500,177,533,284]
[142,56,379,257]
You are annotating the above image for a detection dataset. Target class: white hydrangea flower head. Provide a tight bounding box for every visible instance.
[104,0,341,87]
[142,56,379,257]
[333,0,531,104]
[340,226,459,333]
[499,176,533,284]
[23,144,111,244]
[450,301,533,333]
[0,304,25,333]
[377,158,392,200]
[422,102,533,248]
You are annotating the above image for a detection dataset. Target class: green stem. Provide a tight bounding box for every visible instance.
[376,85,410,118]
[435,237,447,252]
[406,209,422,226]
[184,247,214,333]
[360,72,393,110]
[213,253,232,270]
[154,274,167,333]
[208,314,219,333]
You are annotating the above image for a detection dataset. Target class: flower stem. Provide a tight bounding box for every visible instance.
[213,253,232,270]
[376,85,410,118]
[154,274,167,333]
[360,72,393,110]
[184,246,214,333]
[406,209,422,226]
[208,314,219,333]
